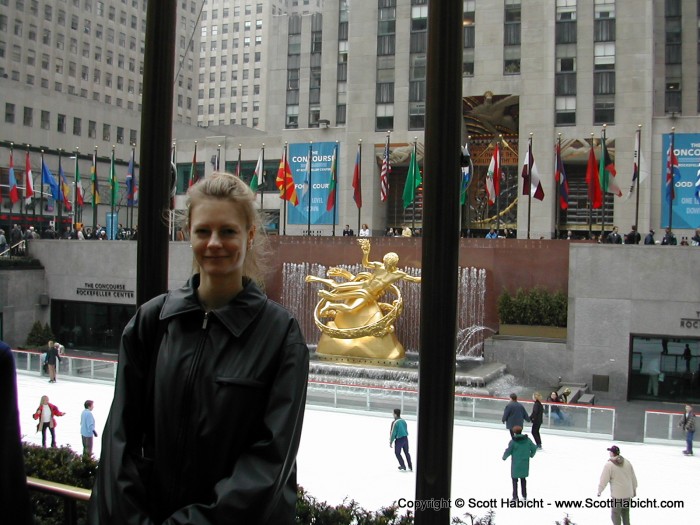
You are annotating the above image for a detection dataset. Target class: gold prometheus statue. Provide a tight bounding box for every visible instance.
[305,239,421,362]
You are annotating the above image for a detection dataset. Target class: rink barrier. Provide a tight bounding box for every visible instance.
[306,380,616,439]
[12,349,118,382]
[12,350,615,438]
[643,409,690,445]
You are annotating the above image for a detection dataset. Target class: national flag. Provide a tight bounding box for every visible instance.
[624,131,649,202]
[586,144,603,209]
[59,162,72,211]
[250,149,264,192]
[554,142,569,210]
[665,141,680,204]
[352,144,362,208]
[275,146,299,206]
[599,138,623,197]
[326,146,338,211]
[25,151,34,205]
[109,149,119,206]
[402,143,422,209]
[91,151,101,205]
[188,143,198,188]
[74,155,84,207]
[8,149,20,204]
[126,149,135,206]
[521,143,545,200]
[485,143,500,206]
[460,142,472,206]
[379,136,390,202]
[42,158,60,201]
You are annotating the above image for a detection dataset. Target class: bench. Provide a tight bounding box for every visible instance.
[578,393,595,405]
[557,386,582,404]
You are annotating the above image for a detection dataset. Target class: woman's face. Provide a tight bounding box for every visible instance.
[190,198,253,282]
[550,392,557,400]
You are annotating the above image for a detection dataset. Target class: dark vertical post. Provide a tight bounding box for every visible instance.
[600,127,606,239]
[58,149,64,232]
[282,142,288,236]
[554,135,561,238]
[588,134,593,239]
[260,144,265,218]
[307,141,313,235]
[634,126,641,229]
[668,128,675,231]
[40,149,45,222]
[356,140,362,234]
[411,138,417,231]
[331,141,338,237]
[415,0,461,523]
[136,0,177,307]
[526,134,532,239]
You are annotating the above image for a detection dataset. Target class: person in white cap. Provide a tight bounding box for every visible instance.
[597,445,637,525]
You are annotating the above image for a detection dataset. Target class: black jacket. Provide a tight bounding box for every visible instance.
[502,400,531,429]
[89,277,309,524]
[529,399,543,425]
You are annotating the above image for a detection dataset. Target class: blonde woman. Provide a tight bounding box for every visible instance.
[32,395,65,447]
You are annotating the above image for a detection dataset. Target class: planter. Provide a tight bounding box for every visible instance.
[498,324,567,340]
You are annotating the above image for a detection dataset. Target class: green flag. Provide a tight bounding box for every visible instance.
[402,144,422,208]
[250,149,263,192]
[110,149,118,206]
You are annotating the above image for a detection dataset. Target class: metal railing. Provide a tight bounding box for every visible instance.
[1,239,27,257]
[26,476,91,525]
[307,380,616,439]
[643,409,688,445]
[12,350,118,383]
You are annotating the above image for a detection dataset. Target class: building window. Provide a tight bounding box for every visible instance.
[5,103,15,123]
[555,96,576,125]
[73,117,81,136]
[89,120,97,138]
[376,103,394,131]
[41,110,50,130]
[103,123,110,141]
[57,114,66,133]
[23,106,33,127]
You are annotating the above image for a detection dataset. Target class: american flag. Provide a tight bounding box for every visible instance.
[380,134,390,202]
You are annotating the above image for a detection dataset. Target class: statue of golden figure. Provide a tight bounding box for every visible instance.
[305,239,421,363]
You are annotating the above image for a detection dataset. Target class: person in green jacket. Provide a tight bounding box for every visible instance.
[502,425,537,500]
[389,409,412,471]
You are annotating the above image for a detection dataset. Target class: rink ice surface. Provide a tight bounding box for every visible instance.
[16,373,696,525]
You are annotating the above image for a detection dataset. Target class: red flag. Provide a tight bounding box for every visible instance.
[379,135,390,202]
[25,151,34,204]
[586,144,603,209]
[8,149,20,204]
[275,146,299,206]
[521,143,544,200]
[485,143,500,205]
[554,142,569,210]
[352,144,362,208]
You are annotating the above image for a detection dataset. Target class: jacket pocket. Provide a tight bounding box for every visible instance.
[215,376,266,388]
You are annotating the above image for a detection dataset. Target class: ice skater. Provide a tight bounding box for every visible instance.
[32,395,65,448]
[389,408,412,471]
[502,425,537,501]
[678,404,695,456]
[502,393,531,437]
[598,445,637,525]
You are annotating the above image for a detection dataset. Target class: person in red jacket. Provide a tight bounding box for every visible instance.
[32,395,65,447]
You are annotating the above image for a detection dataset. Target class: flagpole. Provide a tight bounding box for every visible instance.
[260,143,265,216]
[496,137,501,235]
[307,141,313,236]
[332,141,338,237]
[237,144,242,178]
[74,148,79,224]
[216,144,221,171]
[111,146,116,239]
[587,134,593,239]
[57,149,64,233]
[554,135,561,238]
[411,138,418,232]
[669,127,675,231]
[634,125,641,229]
[130,145,136,232]
[39,149,46,221]
[92,147,98,232]
[600,126,607,240]
[356,139,362,234]
[465,136,471,236]
[526,134,532,240]
[9,142,14,216]
[282,142,288,236]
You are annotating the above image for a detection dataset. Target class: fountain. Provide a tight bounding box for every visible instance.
[281,262,507,395]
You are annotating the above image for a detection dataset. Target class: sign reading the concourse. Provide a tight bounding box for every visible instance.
[76,282,135,300]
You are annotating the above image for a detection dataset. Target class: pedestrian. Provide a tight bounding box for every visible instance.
[691,228,700,246]
[0,229,7,255]
[678,404,695,456]
[683,344,692,373]
[530,392,544,449]
[625,225,641,244]
[342,224,354,236]
[89,171,309,524]
[643,229,655,245]
[502,425,537,501]
[389,408,413,472]
[32,395,65,448]
[80,400,98,456]
[0,340,33,524]
[502,393,531,437]
[359,223,371,237]
[661,227,677,245]
[597,445,637,525]
[45,340,61,383]
[607,226,622,244]
[485,226,498,239]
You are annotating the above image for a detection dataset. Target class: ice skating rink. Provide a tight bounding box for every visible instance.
[16,373,696,525]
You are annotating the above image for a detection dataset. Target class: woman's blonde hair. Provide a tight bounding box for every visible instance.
[186,171,270,284]
[533,392,542,401]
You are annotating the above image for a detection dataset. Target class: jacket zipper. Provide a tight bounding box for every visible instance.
[166,310,210,508]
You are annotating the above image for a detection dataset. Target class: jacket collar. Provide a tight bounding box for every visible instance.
[160,275,267,337]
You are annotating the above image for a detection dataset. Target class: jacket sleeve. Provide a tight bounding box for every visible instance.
[88,298,164,525]
[502,442,512,461]
[597,463,610,495]
[164,320,309,525]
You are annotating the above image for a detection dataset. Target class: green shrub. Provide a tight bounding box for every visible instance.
[498,287,567,327]
[23,443,97,525]
[26,321,47,348]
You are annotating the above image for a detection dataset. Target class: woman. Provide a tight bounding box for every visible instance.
[89,172,309,524]
[45,340,61,383]
[32,395,65,448]
[548,391,563,423]
[502,425,537,501]
[530,392,543,449]
[359,224,371,237]
[679,404,695,456]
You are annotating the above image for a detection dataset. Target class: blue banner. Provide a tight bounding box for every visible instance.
[287,142,339,225]
[661,133,700,229]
